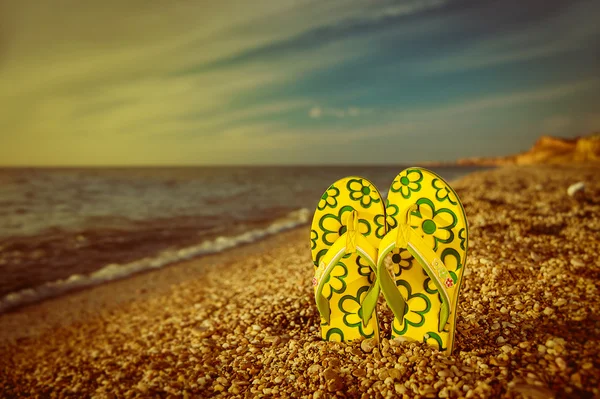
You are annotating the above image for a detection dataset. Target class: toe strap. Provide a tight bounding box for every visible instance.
[377,206,457,332]
[405,229,456,331]
[314,211,379,327]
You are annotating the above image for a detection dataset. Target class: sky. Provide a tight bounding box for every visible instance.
[0,0,599,166]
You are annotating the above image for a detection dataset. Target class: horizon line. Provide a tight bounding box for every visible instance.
[0,162,474,169]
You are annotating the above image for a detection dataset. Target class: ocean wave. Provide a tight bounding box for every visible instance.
[0,208,311,314]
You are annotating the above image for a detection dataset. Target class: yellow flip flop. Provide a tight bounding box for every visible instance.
[310,176,387,342]
[376,167,468,354]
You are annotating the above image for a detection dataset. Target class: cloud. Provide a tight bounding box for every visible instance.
[416,0,600,75]
[309,107,322,119]
[306,78,599,124]
[347,107,360,117]
[431,78,600,116]
[175,0,451,74]
[0,15,363,142]
[0,0,598,165]
[370,0,447,19]
[308,105,372,119]
[217,78,600,162]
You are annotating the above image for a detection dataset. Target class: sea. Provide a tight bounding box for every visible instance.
[0,165,486,312]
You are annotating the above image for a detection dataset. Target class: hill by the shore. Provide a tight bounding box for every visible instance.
[457,133,600,166]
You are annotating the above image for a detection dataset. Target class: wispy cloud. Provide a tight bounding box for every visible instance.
[415,78,600,118]
[415,0,600,75]
[0,0,599,165]
[304,78,600,123]
[308,106,372,119]
[174,0,451,75]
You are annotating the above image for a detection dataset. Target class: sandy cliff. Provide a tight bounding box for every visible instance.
[458,133,600,166]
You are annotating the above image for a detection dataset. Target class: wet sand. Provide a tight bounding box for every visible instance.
[1,165,599,398]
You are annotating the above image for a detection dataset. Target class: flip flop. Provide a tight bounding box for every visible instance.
[376,167,468,354]
[310,176,386,342]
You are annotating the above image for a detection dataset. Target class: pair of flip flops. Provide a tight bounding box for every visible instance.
[310,167,468,355]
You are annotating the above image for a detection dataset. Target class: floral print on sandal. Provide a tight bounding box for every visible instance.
[310,176,386,343]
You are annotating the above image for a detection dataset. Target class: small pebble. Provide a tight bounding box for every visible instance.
[556,357,567,370]
[361,338,377,353]
[567,181,584,197]
[543,307,554,316]
[555,298,567,307]
[570,258,585,268]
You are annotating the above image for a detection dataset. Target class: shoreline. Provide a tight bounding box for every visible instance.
[0,208,310,314]
[0,226,308,345]
[1,165,599,398]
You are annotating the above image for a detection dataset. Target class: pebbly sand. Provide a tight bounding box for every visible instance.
[1,165,599,398]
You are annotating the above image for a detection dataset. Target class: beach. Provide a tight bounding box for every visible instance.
[0,165,599,398]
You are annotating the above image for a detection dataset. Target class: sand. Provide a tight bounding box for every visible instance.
[1,165,599,398]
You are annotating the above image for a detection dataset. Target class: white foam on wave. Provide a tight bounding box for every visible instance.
[0,208,311,314]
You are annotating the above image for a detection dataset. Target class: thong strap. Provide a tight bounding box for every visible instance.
[314,210,380,327]
[377,204,457,332]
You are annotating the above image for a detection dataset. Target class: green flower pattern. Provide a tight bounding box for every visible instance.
[311,176,384,342]
[339,286,375,338]
[459,228,467,251]
[312,170,466,347]
[385,168,468,353]
[374,200,399,238]
[373,214,386,239]
[410,198,457,251]
[324,328,344,342]
[390,248,413,277]
[318,185,340,210]
[424,332,447,352]
[441,247,462,284]
[424,248,463,296]
[310,230,318,250]
[433,178,458,205]
[390,169,423,199]
[424,277,438,295]
[319,205,371,246]
[392,280,432,336]
[356,257,375,285]
[347,179,381,208]
[385,201,400,229]
[321,261,348,300]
